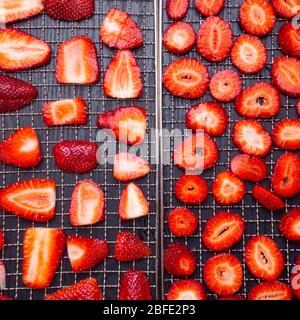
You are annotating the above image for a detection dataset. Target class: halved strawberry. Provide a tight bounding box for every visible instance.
[279,208,300,242]
[163,58,210,99]
[197,16,233,62]
[278,22,300,59]
[0,127,41,168]
[69,180,105,227]
[44,278,103,300]
[56,36,99,84]
[119,183,149,220]
[271,56,300,97]
[204,253,243,296]
[0,230,4,252]
[195,0,224,16]
[42,98,87,126]
[291,256,300,299]
[23,228,66,289]
[212,171,246,205]
[168,207,198,236]
[174,134,218,171]
[163,22,196,55]
[203,212,245,251]
[272,119,300,150]
[218,295,245,300]
[239,0,276,36]
[235,82,281,118]
[0,28,51,71]
[167,279,207,300]
[231,34,267,74]
[166,0,189,20]
[185,101,228,137]
[249,281,293,300]
[164,242,196,276]
[245,235,285,281]
[118,269,152,300]
[0,179,56,222]
[67,236,109,272]
[271,0,300,18]
[252,185,285,211]
[271,153,300,197]
[97,106,147,145]
[100,8,143,50]
[103,50,142,99]
[233,119,272,157]
[209,70,242,102]
[0,260,5,289]
[114,231,151,262]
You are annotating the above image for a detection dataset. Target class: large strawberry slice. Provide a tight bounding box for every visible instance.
[195,0,224,16]
[163,58,210,99]
[271,0,300,18]
[0,179,56,222]
[249,281,293,300]
[0,230,4,252]
[0,28,51,71]
[114,231,151,262]
[279,208,300,242]
[97,106,147,145]
[67,236,109,272]
[203,212,245,251]
[166,0,189,20]
[69,180,105,227]
[118,269,152,300]
[100,8,143,50]
[204,253,243,296]
[44,278,103,300]
[291,256,300,299]
[23,228,66,289]
[167,279,207,300]
[119,183,149,220]
[168,207,198,236]
[278,22,300,59]
[197,16,233,62]
[272,119,300,150]
[56,36,100,84]
[252,185,285,211]
[0,127,41,168]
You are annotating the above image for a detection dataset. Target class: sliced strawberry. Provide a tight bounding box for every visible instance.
[272,119,300,150]
[168,207,198,236]
[174,134,218,171]
[166,0,189,20]
[185,101,228,136]
[67,236,109,272]
[69,180,105,227]
[240,0,276,36]
[291,256,300,299]
[163,22,196,55]
[0,260,5,289]
[97,106,147,145]
[209,70,242,102]
[44,278,103,300]
[114,231,151,262]
[203,212,245,251]
[212,171,246,205]
[0,127,41,168]
[0,179,56,222]
[271,0,300,18]
[118,269,152,300]
[233,119,272,157]
[279,208,300,242]
[245,235,285,281]
[53,141,98,173]
[0,28,51,71]
[235,83,281,118]
[204,253,243,296]
[197,16,233,62]
[174,174,208,205]
[195,0,225,16]
[23,228,66,289]
[119,183,149,220]
[163,58,210,99]
[271,153,300,198]
[100,8,143,50]
[249,281,293,300]
[278,22,300,59]
[0,295,12,300]
[42,98,87,126]
[230,154,267,182]
[252,185,285,211]
[164,242,196,276]
[0,230,4,252]
[218,295,245,300]
[167,279,207,300]
[231,34,267,74]
[271,56,300,97]
[56,36,99,84]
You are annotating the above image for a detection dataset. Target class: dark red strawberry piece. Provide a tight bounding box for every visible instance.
[278,22,300,59]
[168,207,198,236]
[197,16,233,62]
[163,21,196,55]
[272,119,300,150]
[279,208,300,242]
[218,295,245,300]
[252,185,285,211]
[0,230,3,252]
[249,281,293,300]
[271,0,300,18]
[195,0,224,16]
[0,295,12,300]
[291,256,300,299]
[163,58,210,99]
[166,0,189,20]
[167,279,207,300]
[203,212,245,251]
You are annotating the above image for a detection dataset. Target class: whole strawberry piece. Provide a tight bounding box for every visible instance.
[53,141,98,173]
[167,279,207,300]
[253,185,285,211]
[168,208,198,236]
[195,0,224,16]
[278,22,300,59]
[279,208,300,242]
[272,119,300,150]
[291,256,300,299]
[249,281,293,300]
[166,0,189,20]
[271,0,300,19]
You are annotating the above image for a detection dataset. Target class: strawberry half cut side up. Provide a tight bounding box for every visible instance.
[252,185,285,211]
[279,208,300,242]
[166,0,189,20]
[249,281,293,300]
[167,279,207,300]
[195,0,225,16]
[272,119,300,150]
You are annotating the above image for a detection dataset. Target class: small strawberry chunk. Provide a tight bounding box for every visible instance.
[166,0,189,20]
